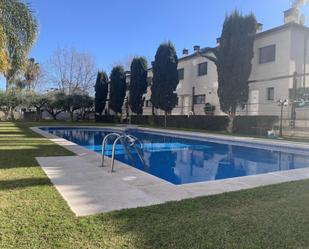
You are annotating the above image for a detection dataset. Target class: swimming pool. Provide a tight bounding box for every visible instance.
[41,127,309,185]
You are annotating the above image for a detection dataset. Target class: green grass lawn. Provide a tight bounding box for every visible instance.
[2,121,309,249]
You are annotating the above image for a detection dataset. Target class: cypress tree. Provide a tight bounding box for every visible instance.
[94,71,109,117]
[151,41,179,127]
[129,57,148,115]
[109,65,126,115]
[205,11,257,132]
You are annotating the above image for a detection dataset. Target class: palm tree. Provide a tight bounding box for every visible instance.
[0,0,38,91]
[24,58,40,91]
[0,23,10,74]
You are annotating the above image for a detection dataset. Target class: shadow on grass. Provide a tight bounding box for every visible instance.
[0,123,73,169]
[96,180,309,249]
[0,177,51,191]
[0,144,73,169]
[0,131,24,135]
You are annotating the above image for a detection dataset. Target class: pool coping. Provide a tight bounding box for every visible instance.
[31,126,309,216]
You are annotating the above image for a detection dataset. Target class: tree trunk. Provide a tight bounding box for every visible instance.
[70,111,74,122]
[36,108,41,121]
[227,109,236,133]
[10,107,15,121]
[164,111,167,128]
[3,110,9,121]
[5,77,10,92]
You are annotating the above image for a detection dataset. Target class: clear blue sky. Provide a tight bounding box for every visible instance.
[1,0,309,89]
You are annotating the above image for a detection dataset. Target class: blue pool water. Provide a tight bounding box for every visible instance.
[42,127,309,185]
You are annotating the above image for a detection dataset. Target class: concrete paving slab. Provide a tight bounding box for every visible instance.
[36,155,172,216]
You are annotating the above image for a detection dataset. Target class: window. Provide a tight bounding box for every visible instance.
[267,87,274,101]
[193,94,206,104]
[259,44,276,64]
[146,77,152,86]
[198,62,208,76]
[178,68,184,80]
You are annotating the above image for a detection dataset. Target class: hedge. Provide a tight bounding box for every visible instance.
[96,114,279,135]
[233,115,278,135]
[131,115,229,131]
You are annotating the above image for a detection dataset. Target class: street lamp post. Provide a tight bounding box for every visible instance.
[290,72,298,128]
[278,99,289,137]
[303,35,308,88]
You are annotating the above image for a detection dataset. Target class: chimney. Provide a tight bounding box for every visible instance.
[182,48,189,55]
[193,45,200,53]
[256,23,263,33]
[300,14,306,25]
[284,7,299,24]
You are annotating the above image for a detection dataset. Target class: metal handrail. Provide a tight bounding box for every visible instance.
[110,134,146,172]
[101,132,147,172]
[101,133,121,167]
[125,135,146,166]
[126,135,142,146]
[110,135,125,172]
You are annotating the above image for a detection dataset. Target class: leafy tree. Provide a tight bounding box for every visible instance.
[62,93,93,121]
[94,71,109,117]
[26,93,48,121]
[151,42,179,127]
[0,0,38,91]
[109,65,126,115]
[129,57,148,115]
[24,58,40,91]
[0,90,22,120]
[45,92,66,120]
[0,91,7,119]
[205,11,257,132]
[78,95,94,120]
[62,94,82,121]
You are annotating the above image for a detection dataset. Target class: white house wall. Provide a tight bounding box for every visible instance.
[141,54,223,116]
[124,23,309,119]
[249,29,292,81]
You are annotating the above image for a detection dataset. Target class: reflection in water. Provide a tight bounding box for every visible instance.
[148,149,179,184]
[43,127,309,185]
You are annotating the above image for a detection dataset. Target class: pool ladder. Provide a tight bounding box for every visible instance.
[101,132,146,172]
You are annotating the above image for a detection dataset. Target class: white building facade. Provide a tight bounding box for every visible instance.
[142,49,223,116]
[247,20,309,119]
[124,8,309,121]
